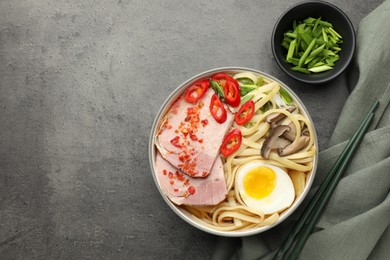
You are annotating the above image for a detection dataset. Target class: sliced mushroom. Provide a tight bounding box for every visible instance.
[261,125,291,159]
[275,137,292,148]
[282,122,296,141]
[266,106,296,124]
[266,113,287,124]
[278,135,310,156]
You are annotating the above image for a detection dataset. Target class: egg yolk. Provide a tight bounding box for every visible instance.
[243,166,276,199]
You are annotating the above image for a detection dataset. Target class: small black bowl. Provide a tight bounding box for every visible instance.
[272,1,355,84]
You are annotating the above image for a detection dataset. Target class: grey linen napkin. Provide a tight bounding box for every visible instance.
[212,0,390,259]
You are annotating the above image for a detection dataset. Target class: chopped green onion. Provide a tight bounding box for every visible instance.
[298,39,316,67]
[260,101,273,113]
[240,84,257,96]
[309,44,325,58]
[281,17,343,74]
[312,61,326,68]
[318,20,333,27]
[328,56,340,63]
[308,57,321,68]
[289,57,300,66]
[328,27,342,38]
[291,66,310,74]
[308,65,333,73]
[313,18,320,33]
[287,39,296,62]
[322,28,328,42]
[282,41,290,50]
[210,81,225,100]
[303,17,316,24]
[298,32,313,46]
[279,88,293,104]
[240,94,254,105]
[237,78,253,85]
[304,56,315,65]
[323,49,336,57]
[285,32,297,39]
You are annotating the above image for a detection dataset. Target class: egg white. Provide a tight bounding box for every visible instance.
[236,162,295,214]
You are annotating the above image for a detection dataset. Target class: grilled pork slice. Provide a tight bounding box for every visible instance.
[155,152,227,206]
[156,88,234,178]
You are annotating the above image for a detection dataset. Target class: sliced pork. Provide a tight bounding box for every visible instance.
[156,88,234,178]
[155,152,227,206]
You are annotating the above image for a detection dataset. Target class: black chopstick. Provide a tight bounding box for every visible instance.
[272,101,379,260]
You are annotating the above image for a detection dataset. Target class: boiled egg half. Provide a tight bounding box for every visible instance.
[236,162,295,214]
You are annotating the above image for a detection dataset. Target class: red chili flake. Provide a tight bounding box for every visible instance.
[163,170,167,175]
[190,134,198,141]
[170,180,174,185]
[170,136,181,148]
[178,153,190,162]
[187,107,195,114]
[168,172,173,178]
[181,128,189,136]
[184,116,191,122]
[167,125,172,129]
[177,148,199,176]
[173,188,178,192]
[184,179,190,186]
[202,171,208,177]
[176,171,185,181]
[188,186,196,195]
[198,139,203,143]
[201,119,208,127]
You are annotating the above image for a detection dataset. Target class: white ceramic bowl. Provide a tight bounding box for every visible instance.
[149,67,318,237]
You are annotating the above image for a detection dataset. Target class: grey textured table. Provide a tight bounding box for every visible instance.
[0,0,384,259]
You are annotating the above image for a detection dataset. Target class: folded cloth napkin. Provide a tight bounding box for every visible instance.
[212,1,390,259]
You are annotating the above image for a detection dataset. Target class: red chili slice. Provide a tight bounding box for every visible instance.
[211,73,240,107]
[211,73,239,88]
[223,80,240,107]
[220,129,242,156]
[185,79,210,103]
[235,100,255,125]
[209,94,227,124]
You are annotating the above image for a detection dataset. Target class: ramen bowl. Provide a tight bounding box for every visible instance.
[149,67,318,237]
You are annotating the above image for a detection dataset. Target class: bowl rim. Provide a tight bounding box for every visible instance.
[148,67,319,237]
[271,0,356,84]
